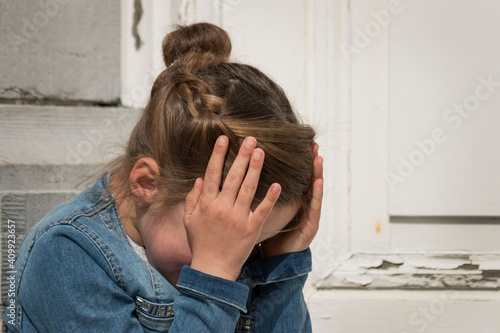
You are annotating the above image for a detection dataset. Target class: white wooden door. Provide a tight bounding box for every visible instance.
[311,0,500,332]
[120,1,500,331]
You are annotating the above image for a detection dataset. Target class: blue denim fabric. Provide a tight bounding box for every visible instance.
[3,172,312,332]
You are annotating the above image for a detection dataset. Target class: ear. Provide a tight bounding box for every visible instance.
[129,157,160,206]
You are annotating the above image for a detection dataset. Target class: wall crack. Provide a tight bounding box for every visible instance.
[132,0,143,50]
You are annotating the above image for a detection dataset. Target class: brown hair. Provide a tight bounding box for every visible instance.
[110,23,315,220]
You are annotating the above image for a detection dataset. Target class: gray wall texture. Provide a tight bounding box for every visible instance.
[0,0,121,103]
[0,0,141,330]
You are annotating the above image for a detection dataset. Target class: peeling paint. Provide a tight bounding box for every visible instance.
[378,260,403,270]
[457,263,480,270]
[344,275,374,286]
[314,253,500,290]
[404,256,470,270]
[482,270,500,278]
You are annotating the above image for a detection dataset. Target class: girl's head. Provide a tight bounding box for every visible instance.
[112,23,315,222]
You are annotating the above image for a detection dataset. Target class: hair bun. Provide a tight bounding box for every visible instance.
[162,23,232,67]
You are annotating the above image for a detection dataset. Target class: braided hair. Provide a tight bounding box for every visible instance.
[111,23,316,220]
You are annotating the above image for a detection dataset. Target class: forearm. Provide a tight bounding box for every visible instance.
[250,275,311,333]
[169,266,249,332]
[243,248,313,333]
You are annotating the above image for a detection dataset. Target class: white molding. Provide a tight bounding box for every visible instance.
[348,0,391,253]
[310,0,354,281]
[309,289,500,333]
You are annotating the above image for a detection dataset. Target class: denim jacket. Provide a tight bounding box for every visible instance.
[4,172,312,332]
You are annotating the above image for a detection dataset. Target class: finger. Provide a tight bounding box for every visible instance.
[299,156,323,231]
[201,136,229,199]
[220,137,257,200]
[298,179,323,242]
[313,155,323,181]
[312,141,319,159]
[185,178,203,216]
[250,183,281,228]
[308,177,323,223]
[235,148,265,208]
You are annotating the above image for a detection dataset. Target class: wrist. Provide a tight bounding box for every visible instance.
[190,257,240,281]
[260,242,307,259]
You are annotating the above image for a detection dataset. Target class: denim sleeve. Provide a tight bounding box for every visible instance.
[245,248,313,333]
[170,266,249,332]
[15,227,144,332]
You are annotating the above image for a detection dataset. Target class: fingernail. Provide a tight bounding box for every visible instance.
[244,137,256,148]
[253,150,262,160]
[218,136,227,145]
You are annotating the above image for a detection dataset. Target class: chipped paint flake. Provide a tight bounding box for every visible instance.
[404,256,470,270]
[344,275,374,286]
[314,253,500,290]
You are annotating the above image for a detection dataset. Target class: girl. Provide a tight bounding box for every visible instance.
[5,23,323,332]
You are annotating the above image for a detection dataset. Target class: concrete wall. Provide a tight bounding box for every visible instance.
[0,0,121,103]
[0,1,135,330]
